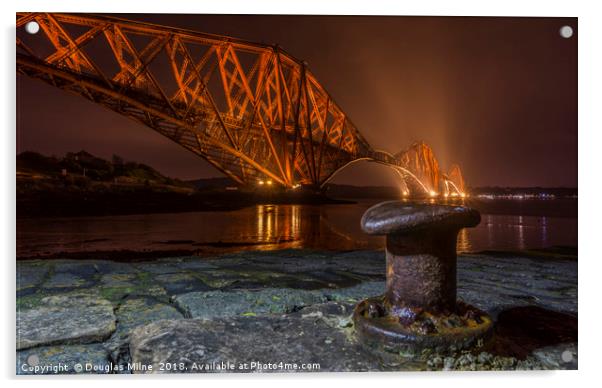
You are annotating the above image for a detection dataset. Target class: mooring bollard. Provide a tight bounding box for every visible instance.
[353,201,493,353]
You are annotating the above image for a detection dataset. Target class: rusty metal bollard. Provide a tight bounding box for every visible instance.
[353,202,493,353]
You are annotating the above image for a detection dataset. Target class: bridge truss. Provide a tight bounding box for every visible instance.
[16,12,466,196]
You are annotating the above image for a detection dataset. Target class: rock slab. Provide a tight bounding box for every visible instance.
[17,295,116,350]
[174,288,327,318]
[17,343,111,375]
[129,312,396,373]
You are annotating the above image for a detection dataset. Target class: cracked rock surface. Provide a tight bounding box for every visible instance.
[16,249,577,373]
[17,294,115,350]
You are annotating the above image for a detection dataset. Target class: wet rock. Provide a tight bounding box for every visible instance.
[481,305,576,369]
[442,357,455,371]
[532,343,577,370]
[176,260,219,271]
[295,302,355,329]
[96,286,137,302]
[327,251,387,278]
[94,272,168,302]
[53,261,99,276]
[323,281,385,303]
[426,355,443,369]
[43,272,94,290]
[15,248,578,372]
[492,356,517,370]
[17,343,111,375]
[17,294,116,350]
[173,288,327,319]
[115,297,183,333]
[430,351,541,371]
[134,262,183,275]
[297,301,355,317]
[17,293,45,311]
[91,261,139,274]
[192,270,240,289]
[129,315,389,373]
[134,284,169,298]
[100,273,137,288]
[221,269,329,290]
[17,262,50,296]
[226,251,383,282]
[455,353,476,369]
[458,254,577,315]
[104,297,184,368]
[155,273,213,294]
[515,358,545,370]
[477,351,493,364]
[245,256,333,274]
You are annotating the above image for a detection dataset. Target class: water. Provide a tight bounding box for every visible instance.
[16,199,577,258]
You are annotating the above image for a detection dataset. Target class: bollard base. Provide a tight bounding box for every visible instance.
[353,296,493,354]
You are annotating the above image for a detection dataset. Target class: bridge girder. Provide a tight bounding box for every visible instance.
[16,12,466,196]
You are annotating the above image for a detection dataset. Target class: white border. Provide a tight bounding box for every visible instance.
[3,1,600,387]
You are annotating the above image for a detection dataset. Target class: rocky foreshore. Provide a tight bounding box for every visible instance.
[16,249,577,374]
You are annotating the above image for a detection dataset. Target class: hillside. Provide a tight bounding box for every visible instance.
[15,151,236,218]
[17,150,189,188]
[16,151,348,217]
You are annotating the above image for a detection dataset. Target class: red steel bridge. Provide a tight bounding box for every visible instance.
[16,13,467,197]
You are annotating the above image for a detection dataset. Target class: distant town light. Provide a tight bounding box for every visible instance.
[429,191,437,197]
[266,180,273,185]
[258,180,265,185]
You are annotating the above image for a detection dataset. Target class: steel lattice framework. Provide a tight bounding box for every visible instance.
[16,12,466,196]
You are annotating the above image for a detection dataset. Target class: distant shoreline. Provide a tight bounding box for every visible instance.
[17,181,577,219]
[16,150,577,219]
[16,182,355,218]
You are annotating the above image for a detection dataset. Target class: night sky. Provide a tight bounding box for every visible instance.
[17,14,577,187]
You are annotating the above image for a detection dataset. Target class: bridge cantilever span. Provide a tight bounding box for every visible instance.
[16,13,466,196]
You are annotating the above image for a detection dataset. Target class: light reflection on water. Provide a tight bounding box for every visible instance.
[16,202,577,257]
[457,228,471,253]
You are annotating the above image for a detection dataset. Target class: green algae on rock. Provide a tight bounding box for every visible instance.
[104,297,184,367]
[17,294,115,350]
[173,288,327,319]
[128,313,391,373]
[15,249,578,372]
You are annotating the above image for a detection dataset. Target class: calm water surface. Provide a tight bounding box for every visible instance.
[16,199,577,257]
